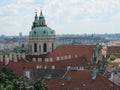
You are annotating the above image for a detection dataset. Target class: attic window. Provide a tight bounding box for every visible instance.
[64,56,67,59]
[82,84,86,87]
[75,54,78,58]
[61,56,64,60]
[44,74,52,79]
[52,65,55,69]
[68,55,71,59]
[56,57,60,61]
[80,66,84,70]
[25,71,30,79]
[49,58,53,62]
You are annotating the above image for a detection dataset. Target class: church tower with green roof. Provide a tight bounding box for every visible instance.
[29,10,56,55]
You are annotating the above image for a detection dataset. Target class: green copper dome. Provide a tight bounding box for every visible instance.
[30,10,55,37]
[29,26,55,36]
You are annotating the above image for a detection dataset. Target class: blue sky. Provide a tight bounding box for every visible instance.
[0,0,120,36]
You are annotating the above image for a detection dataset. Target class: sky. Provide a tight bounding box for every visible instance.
[0,0,120,36]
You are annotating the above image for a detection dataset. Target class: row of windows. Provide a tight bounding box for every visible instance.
[32,58,53,62]
[34,43,54,53]
[33,30,54,35]
[34,43,47,52]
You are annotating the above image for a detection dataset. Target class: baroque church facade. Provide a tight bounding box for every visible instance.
[28,10,107,73]
[29,10,56,55]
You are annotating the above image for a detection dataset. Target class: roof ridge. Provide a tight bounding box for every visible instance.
[61,69,69,79]
[97,74,112,89]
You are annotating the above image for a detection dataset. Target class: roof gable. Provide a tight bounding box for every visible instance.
[48,45,95,61]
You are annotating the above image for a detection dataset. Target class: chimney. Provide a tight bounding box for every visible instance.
[5,55,9,65]
[52,65,55,69]
[33,58,36,62]
[22,53,26,59]
[9,53,13,61]
[18,53,21,60]
[13,53,17,62]
[0,55,3,62]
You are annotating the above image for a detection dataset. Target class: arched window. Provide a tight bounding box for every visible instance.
[52,43,54,51]
[39,45,41,53]
[34,43,37,52]
[43,43,47,52]
[42,22,44,25]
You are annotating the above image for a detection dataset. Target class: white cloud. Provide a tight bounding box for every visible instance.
[0,0,120,35]
[17,0,34,4]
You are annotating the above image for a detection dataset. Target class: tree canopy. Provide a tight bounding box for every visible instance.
[0,66,48,90]
[110,55,117,61]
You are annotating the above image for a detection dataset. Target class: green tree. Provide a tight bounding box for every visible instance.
[0,67,29,90]
[110,55,117,61]
[13,45,29,54]
[34,79,48,90]
[0,67,48,90]
[6,85,13,90]
[1,66,13,75]
[0,84,5,90]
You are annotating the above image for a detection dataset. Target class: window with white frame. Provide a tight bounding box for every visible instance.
[56,57,60,61]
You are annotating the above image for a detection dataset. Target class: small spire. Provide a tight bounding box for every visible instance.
[39,9,44,19]
[35,9,37,16]
[40,9,43,16]
[34,9,38,20]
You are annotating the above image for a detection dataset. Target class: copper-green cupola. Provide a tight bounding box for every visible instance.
[38,10,46,26]
[30,10,55,36]
[32,10,39,29]
[29,10,56,55]
[39,10,44,19]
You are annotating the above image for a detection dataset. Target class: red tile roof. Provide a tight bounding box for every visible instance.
[107,46,120,55]
[44,70,120,90]
[50,56,89,68]
[0,45,95,74]
[48,45,95,61]
[0,56,89,74]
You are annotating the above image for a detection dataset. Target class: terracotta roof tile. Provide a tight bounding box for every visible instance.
[0,45,95,74]
[48,45,95,61]
[44,70,120,90]
[108,46,120,55]
[0,56,89,74]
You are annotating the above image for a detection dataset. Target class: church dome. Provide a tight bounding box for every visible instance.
[29,10,56,55]
[29,10,55,37]
[29,26,55,36]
